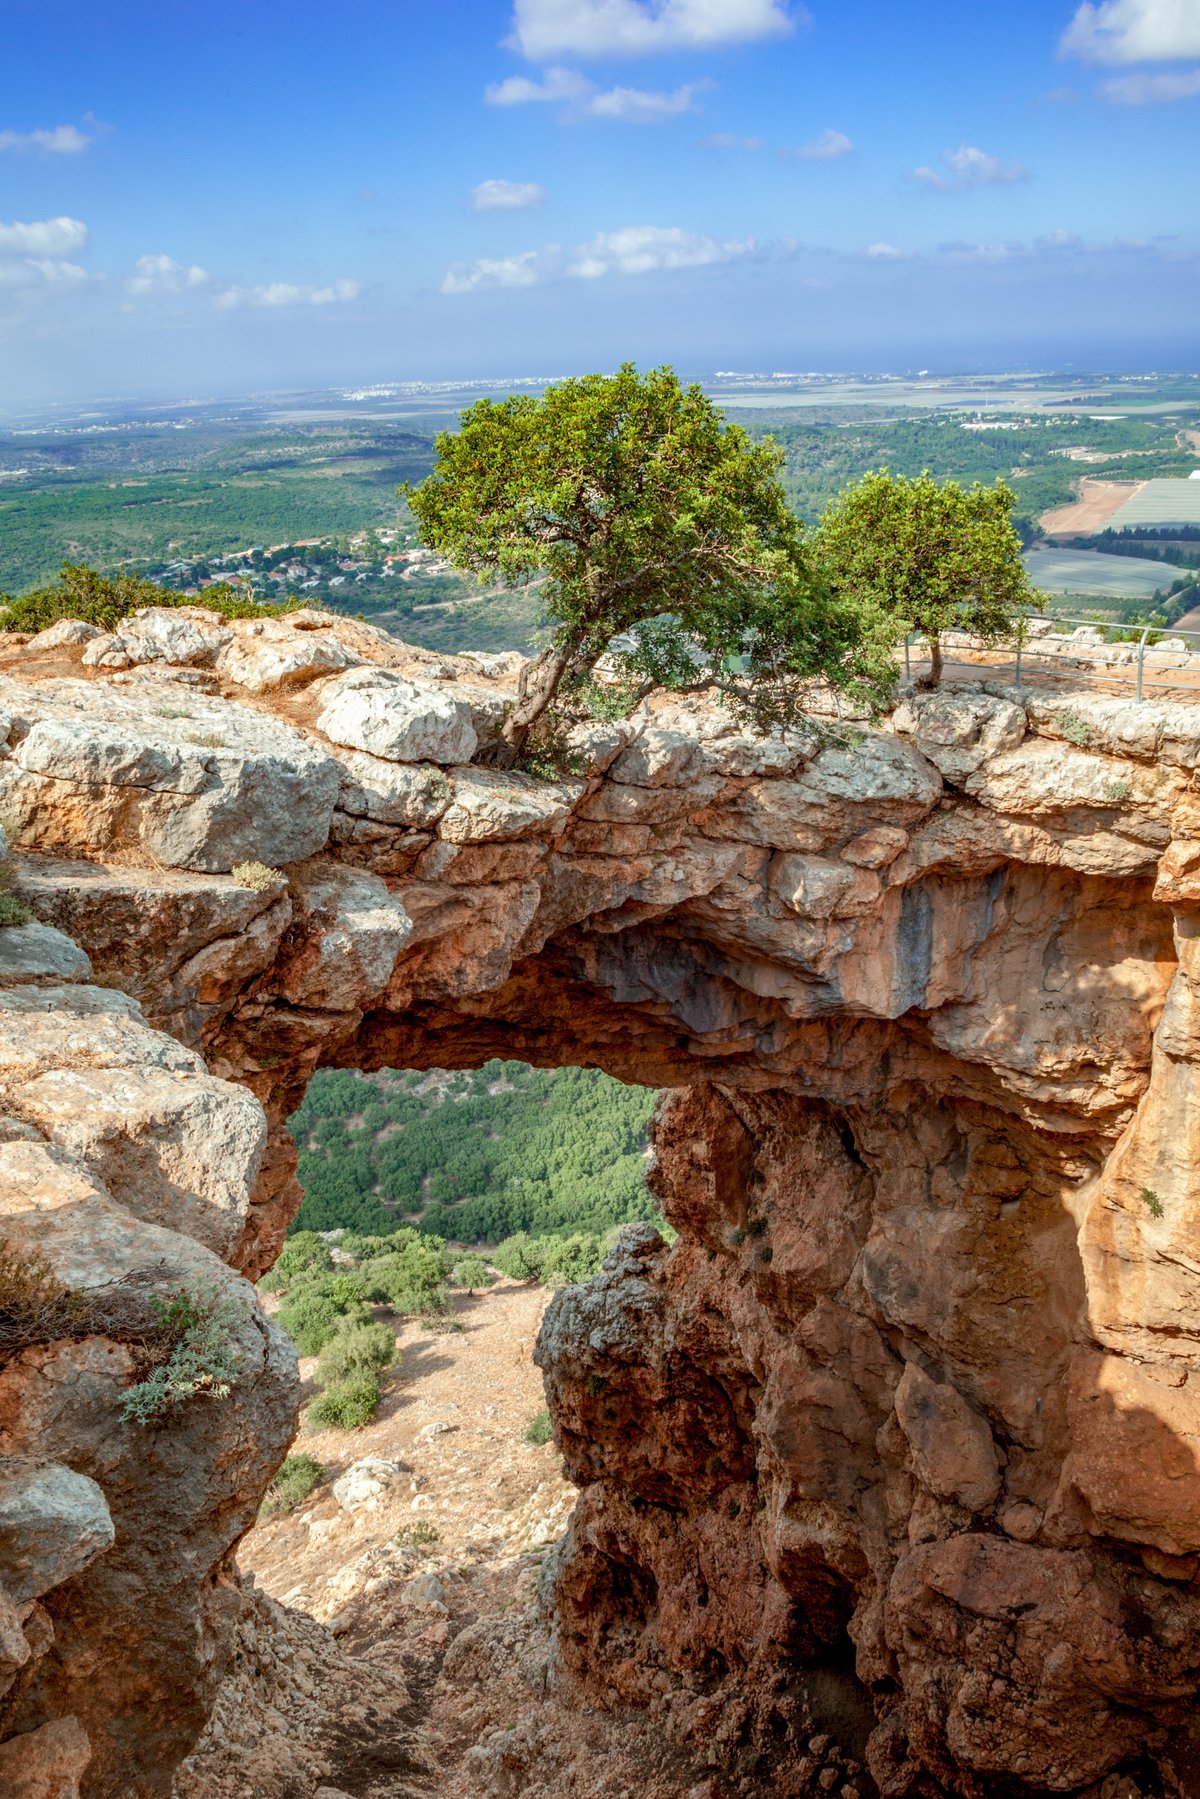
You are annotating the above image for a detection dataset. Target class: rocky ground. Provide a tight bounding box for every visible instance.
[178,1278,876,1799]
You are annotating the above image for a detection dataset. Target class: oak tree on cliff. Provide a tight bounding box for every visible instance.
[405,364,897,766]
[812,469,1033,690]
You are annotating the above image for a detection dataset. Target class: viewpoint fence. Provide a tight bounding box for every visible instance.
[901,614,1200,702]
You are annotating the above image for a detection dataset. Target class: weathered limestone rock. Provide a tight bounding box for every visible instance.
[82,607,232,671]
[214,615,361,692]
[0,1463,114,1605]
[314,666,478,765]
[0,679,339,870]
[9,617,1200,1795]
[331,1458,408,1512]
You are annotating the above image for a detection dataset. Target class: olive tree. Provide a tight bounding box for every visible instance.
[405,364,896,764]
[812,469,1034,690]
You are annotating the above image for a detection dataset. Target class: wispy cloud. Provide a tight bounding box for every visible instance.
[913,145,1029,190]
[0,123,91,155]
[703,131,765,150]
[1060,0,1200,64]
[125,254,360,310]
[215,280,361,310]
[865,241,909,258]
[792,128,854,159]
[505,0,796,60]
[126,253,211,296]
[472,178,546,210]
[0,216,89,258]
[443,223,753,293]
[486,65,710,120]
[1099,65,1200,98]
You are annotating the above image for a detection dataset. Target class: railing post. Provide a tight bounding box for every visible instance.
[1136,626,1150,702]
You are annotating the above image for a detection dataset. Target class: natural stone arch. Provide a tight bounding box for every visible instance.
[5,611,1200,1794]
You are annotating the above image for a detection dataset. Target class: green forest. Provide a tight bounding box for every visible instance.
[289,1062,657,1243]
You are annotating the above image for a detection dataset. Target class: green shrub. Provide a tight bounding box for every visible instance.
[524,1408,553,1446]
[316,1319,396,1386]
[0,894,32,928]
[535,1232,605,1286]
[448,1254,493,1291]
[120,1284,241,1425]
[359,1238,451,1317]
[262,1452,324,1517]
[1141,1186,1164,1219]
[4,562,313,635]
[306,1371,381,1430]
[277,1276,370,1356]
[492,1232,541,1281]
[258,1231,333,1294]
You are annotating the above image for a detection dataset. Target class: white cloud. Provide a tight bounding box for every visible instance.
[913,145,1029,190]
[0,124,91,155]
[0,258,92,290]
[794,128,854,159]
[486,65,709,120]
[214,279,361,310]
[441,222,753,293]
[485,66,591,104]
[0,216,89,258]
[125,255,360,310]
[865,241,908,258]
[586,80,709,120]
[1099,64,1200,96]
[703,131,765,149]
[1060,0,1200,64]
[126,253,212,296]
[506,0,795,60]
[472,178,547,210]
[569,223,752,277]
[442,249,559,294]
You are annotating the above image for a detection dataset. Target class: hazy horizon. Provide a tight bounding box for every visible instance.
[2,0,1198,408]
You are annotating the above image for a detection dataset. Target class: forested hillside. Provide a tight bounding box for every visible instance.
[289,1062,657,1243]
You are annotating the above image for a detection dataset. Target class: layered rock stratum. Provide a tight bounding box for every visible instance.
[4,605,1200,1795]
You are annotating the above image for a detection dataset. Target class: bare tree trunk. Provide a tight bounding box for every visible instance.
[488,638,578,768]
[916,631,943,691]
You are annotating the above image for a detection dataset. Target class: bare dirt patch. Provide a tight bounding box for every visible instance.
[1040,477,1146,538]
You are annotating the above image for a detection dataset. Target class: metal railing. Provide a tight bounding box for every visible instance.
[901,614,1200,701]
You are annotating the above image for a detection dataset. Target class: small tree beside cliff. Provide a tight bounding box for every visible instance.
[812,469,1033,690]
[405,364,897,764]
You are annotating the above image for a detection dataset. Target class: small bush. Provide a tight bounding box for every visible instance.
[1056,708,1093,748]
[316,1319,396,1386]
[258,1231,333,1294]
[524,1408,553,1446]
[306,1371,381,1430]
[0,894,31,928]
[1141,1186,1165,1219]
[394,1522,440,1548]
[2,561,315,635]
[262,1452,324,1517]
[277,1273,370,1356]
[491,1232,541,1282]
[231,861,281,893]
[448,1254,493,1291]
[120,1283,242,1425]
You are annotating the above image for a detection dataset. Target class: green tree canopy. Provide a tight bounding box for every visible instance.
[405,364,897,762]
[811,469,1033,690]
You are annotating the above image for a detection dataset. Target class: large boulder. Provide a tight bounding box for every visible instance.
[314,667,478,765]
[0,679,339,871]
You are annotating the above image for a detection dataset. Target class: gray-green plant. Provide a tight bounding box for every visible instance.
[316,1318,396,1386]
[120,1284,241,1425]
[1055,708,1093,748]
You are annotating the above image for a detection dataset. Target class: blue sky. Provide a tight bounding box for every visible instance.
[1,0,1198,407]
